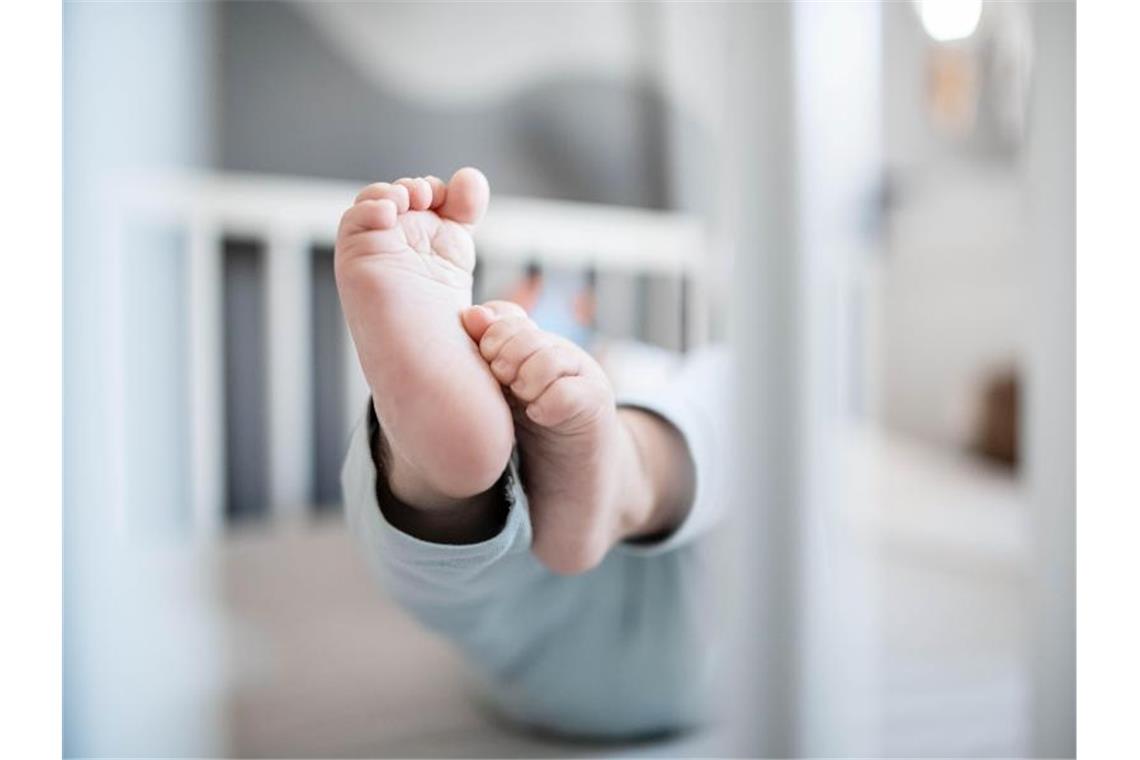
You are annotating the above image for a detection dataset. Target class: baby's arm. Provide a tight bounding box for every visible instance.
[619,407,698,542]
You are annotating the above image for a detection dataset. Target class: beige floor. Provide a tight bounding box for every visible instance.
[853,430,1031,757]
[211,430,1029,757]
[216,520,713,757]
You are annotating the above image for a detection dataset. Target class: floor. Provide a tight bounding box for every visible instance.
[853,430,1031,757]
[209,429,1030,757]
[216,521,717,757]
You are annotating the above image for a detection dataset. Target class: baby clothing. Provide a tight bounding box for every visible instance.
[342,348,730,738]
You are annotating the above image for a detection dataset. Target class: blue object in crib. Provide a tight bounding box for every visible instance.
[528,269,594,349]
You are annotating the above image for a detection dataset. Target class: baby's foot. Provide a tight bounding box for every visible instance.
[461,302,659,573]
[336,169,514,505]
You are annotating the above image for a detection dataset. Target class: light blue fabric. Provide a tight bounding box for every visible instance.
[527,271,594,350]
[341,349,730,739]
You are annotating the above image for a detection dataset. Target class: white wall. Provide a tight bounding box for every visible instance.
[879,2,1028,449]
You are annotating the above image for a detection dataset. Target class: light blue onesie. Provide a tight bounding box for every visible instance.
[341,349,730,739]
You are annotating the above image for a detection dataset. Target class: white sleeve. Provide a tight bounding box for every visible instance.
[614,345,733,556]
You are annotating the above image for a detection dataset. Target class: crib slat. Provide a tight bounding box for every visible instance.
[188,218,224,538]
[310,246,348,510]
[342,318,370,470]
[266,230,314,521]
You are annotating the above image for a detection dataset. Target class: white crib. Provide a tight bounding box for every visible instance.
[103,171,710,539]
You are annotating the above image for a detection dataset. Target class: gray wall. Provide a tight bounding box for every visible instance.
[217,2,710,210]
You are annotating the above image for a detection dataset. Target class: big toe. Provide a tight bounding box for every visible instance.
[439,167,490,226]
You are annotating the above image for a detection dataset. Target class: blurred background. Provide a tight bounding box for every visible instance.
[63,1,1073,757]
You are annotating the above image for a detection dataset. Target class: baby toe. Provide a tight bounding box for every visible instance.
[354,182,410,214]
[511,344,581,402]
[395,177,432,211]
[439,167,490,225]
[424,175,448,209]
[478,315,532,362]
[526,376,606,430]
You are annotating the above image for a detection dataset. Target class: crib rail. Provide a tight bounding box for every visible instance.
[105,170,709,538]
